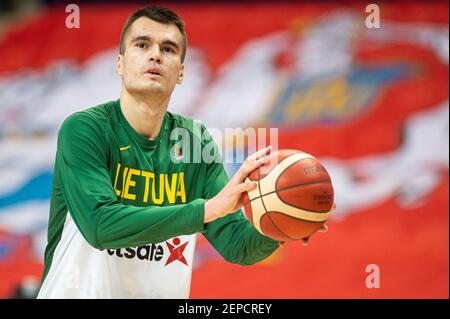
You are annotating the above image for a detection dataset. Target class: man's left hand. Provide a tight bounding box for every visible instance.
[279,203,335,247]
[300,224,328,246]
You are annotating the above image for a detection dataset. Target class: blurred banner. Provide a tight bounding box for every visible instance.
[0,2,448,298]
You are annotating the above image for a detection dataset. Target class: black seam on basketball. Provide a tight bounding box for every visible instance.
[276,154,314,166]
[276,188,333,213]
[267,212,297,240]
[243,198,331,214]
[260,214,297,241]
[267,211,326,224]
[242,153,328,208]
[258,167,296,241]
[242,181,332,210]
[257,165,263,200]
[257,154,315,179]
[257,164,291,239]
[273,181,332,195]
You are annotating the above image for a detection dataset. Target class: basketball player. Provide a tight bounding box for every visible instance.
[38,6,327,298]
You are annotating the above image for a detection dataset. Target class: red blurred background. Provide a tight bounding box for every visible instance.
[0,1,448,298]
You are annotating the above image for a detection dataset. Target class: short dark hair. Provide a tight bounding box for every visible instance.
[119,6,187,62]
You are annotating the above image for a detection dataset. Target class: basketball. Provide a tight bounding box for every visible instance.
[242,149,334,241]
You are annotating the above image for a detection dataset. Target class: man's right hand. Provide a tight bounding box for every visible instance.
[204,145,272,224]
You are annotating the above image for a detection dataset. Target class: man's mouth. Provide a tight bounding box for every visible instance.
[145,67,162,76]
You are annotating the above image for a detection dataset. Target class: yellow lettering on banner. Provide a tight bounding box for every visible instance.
[141,171,154,203]
[113,163,122,196]
[123,168,140,200]
[327,77,348,114]
[152,173,165,205]
[176,172,186,203]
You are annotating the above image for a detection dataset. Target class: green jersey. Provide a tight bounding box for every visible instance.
[37,99,279,298]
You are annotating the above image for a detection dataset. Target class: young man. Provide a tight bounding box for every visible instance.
[38,6,324,298]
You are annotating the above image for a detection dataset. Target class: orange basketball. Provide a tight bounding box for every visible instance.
[242,149,334,241]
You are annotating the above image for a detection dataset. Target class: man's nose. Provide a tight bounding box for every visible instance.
[148,44,162,63]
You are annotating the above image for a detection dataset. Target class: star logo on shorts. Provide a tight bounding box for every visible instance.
[165,237,189,266]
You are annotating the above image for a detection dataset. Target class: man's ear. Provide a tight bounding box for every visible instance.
[176,64,184,84]
[116,54,124,76]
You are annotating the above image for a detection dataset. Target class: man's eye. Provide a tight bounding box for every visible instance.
[163,47,174,53]
[136,42,147,48]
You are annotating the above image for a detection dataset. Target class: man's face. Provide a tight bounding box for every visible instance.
[117,17,184,96]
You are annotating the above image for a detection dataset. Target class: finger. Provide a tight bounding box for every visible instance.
[317,224,328,233]
[331,202,336,211]
[236,180,258,194]
[301,237,310,246]
[245,145,272,163]
[235,156,268,182]
[246,145,272,162]
[234,146,272,182]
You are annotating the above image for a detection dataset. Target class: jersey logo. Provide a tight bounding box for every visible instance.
[171,143,183,162]
[120,145,132,151]
[165,237,189,266]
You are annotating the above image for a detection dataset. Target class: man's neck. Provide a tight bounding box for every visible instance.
[120,89,170,140]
